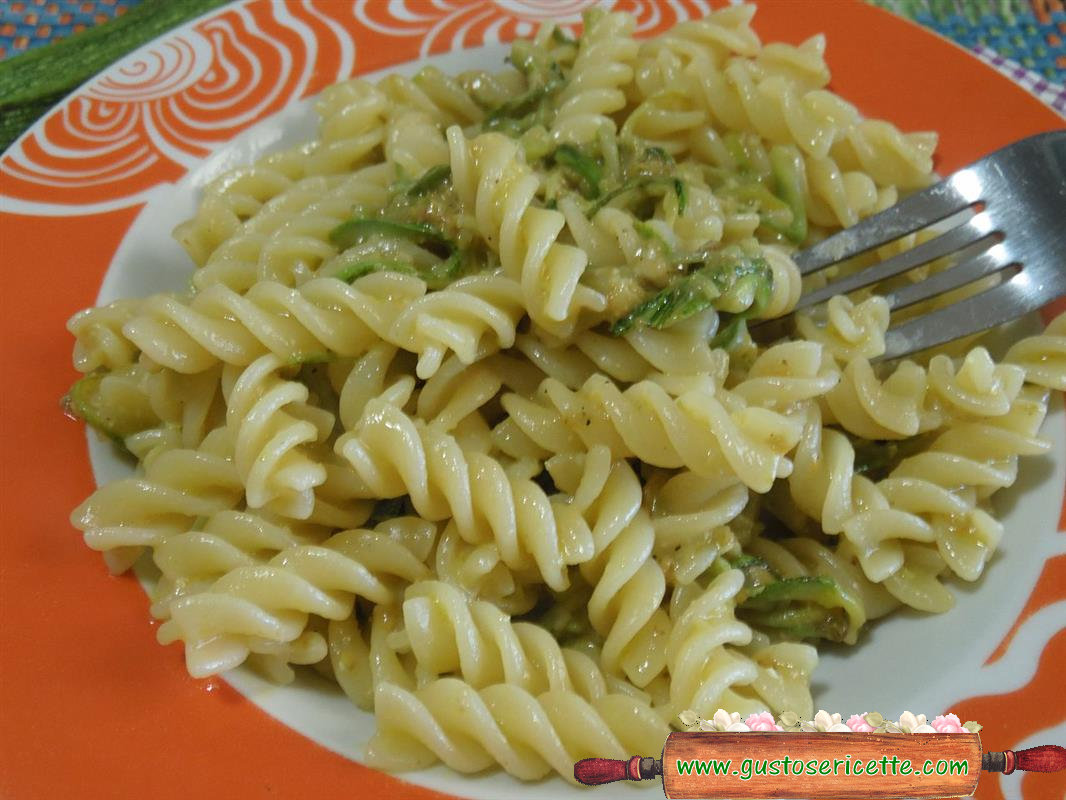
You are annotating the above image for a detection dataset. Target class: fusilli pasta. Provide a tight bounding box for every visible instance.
[63,5,1063,787]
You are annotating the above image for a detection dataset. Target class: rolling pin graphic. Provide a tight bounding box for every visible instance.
[574,733,1066,799]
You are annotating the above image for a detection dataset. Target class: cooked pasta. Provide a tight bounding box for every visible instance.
[501,375,803,492]
[387,578,640,703]
[63,4,1063,786]
[157,519,432,678]
[367,678,670,782]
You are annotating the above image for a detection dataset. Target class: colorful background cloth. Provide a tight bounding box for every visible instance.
[2,0,1064,116]
[0,0,132,60]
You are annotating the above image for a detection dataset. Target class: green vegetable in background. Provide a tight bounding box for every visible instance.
[0,0,229,152]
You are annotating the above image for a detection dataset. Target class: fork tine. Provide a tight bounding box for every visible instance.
[882,245,1012,311]
[791,211,997,312]
[880,271,1042,360]
[794,180,973,276]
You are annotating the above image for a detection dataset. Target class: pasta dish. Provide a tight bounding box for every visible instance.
[63,5,1065,784]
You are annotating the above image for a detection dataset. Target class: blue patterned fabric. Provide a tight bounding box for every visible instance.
[872,0,1065,81]
[0,0,144,60]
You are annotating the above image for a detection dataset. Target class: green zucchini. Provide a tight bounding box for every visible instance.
[0,0,229,151]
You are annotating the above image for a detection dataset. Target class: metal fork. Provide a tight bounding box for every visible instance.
[784,129,1066,359]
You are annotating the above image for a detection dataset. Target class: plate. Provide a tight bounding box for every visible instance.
[1,2,1063,799]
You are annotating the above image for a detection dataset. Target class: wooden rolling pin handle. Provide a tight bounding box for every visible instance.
[574,756,660,785]
[983,745,1066,774]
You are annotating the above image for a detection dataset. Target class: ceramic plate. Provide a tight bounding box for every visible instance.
[1,2,1063,799]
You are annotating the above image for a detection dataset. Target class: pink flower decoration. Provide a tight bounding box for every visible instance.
[745,712,782,731]
[931,714,967,734]
[846,714,876,732]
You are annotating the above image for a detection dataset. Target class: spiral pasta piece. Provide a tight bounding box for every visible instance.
[677,35,935,186]
[387,272,527,379]
[71,427,242,574]
[790,384,1051,611]
[795,295,891,362]
[377,67,486,129]
[386,579,635,704]
[513,308,729,391]
[633,4,761,100]
[367,678,669,781]
[1005,311,1066,391]
[336,390,643,589]
[576,511,670,687]
[157,520,432,678]
[173,63,503,280]
[786,404,918,557]
[174,145,319,270]
[429,521,540,616]
[691,124,893,230]
[760,245,804,319]
[307,78,393,175]
[123,272,426,373]
[740,635,819,719]
[384,110,450,178]
[645,469,751,557]
[149,503,390,678]
[630,41,929,229]
[150,509,326,619]
[731,340,840,412]
[876,392,1050,582]
[67,299,143,373]
[174,81,391,268]
[824,346,1026,440]
[926,348,1026,421]
[824,358,931,440]
[502,375,802,492]
[549,11,638,145]
[329,604,416,711]
[790,411,934,590]
[661,568,755,716]
[221,354,333,518]
[446,127,606,332]
[191,165,393,293]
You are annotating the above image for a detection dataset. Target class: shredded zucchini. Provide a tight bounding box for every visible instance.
[329,217,463,289]
[552,144,603,199]
[610,247,772,337]
[587,175,687,217]
[64,370,157,450]
[732,556,865,644]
